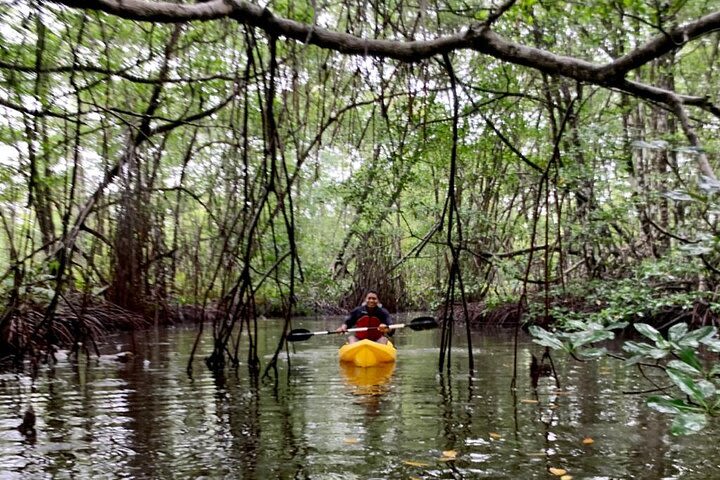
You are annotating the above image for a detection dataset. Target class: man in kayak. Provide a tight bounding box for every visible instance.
[336,291,393,344]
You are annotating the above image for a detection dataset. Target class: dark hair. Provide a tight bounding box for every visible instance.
[366,290,378,297]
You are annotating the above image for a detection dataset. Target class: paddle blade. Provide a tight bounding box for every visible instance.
[408,316,439,331]
[287,329,313,342]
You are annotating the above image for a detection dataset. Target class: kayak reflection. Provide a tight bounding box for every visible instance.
[339,361,396,396]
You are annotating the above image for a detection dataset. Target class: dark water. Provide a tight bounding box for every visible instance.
[1,316,718,479]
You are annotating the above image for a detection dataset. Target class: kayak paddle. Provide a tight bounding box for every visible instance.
[286,316,438,342]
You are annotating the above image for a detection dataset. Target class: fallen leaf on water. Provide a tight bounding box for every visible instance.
[442,450,457,459]
[548,467,567,476]
[343,438,359,444]
[521,399,539,404]
[582,437,594,445]
[560,475,573,480]
[403,460,430,468]
[489,432,501,439]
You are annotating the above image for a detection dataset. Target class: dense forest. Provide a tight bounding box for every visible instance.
[2,0,720,424]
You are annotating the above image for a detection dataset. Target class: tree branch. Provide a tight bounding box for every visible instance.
[49,1,720,114]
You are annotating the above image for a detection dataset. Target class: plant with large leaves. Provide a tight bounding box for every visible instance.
[530,320,720,435]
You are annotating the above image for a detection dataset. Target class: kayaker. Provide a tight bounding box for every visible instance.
[336,291,393,344]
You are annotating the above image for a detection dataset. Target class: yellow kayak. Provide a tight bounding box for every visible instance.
[338,339,397,367]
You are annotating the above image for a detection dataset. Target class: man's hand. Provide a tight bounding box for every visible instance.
[336,324,348,333]
[378,324,389,334]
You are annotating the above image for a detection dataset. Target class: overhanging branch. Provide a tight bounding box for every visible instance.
[48,0,720,115]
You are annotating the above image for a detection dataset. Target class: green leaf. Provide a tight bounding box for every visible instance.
[697,379,717,399]
[667,359,701,376]
[670,412,708,435]
[680,326,717,347]
[579,347,607,358]
[701,338,720,352]
[528,325,564,350]
[634,323,663,343]
[569,329,614,348]
[676,348,703,373]
[624,354,645,366]
[667,369,710,404]
[605,321,629,330]
[648,395,703,414]
[622,341,669,360]
[647,395,683,414]
[709,364,720,377]
[667,323,688,342]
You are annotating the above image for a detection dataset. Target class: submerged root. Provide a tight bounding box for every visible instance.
[0,293,150,367]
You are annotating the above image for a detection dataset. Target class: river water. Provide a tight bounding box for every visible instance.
[1,315,718,479]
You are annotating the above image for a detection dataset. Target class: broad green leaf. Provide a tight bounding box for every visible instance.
[696,380,716,399]
[670,412,708,436]
[667,359,701,376]
[647,395,682,414]
[528,326,564,350]
[622,341,653,355]
[667,323,688,342]
[569,329,614,348]
[579,347,607,358]
[634,323,663,343]
[605,321,629,330]
[647,396,703,414]
[701,338,720,352]
[676,349,703,373]
[667,369,709,404]
[680,326,717,347]
[624,354,645,366]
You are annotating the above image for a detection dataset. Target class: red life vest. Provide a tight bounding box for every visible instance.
[355,315,382,341]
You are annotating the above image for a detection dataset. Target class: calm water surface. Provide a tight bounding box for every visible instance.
[1,315,718,479]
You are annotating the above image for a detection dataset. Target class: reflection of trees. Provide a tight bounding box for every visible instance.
[438,370,473,476]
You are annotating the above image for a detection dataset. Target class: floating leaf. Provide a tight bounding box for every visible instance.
[489,432,501,439]
[521,399,539,404]
[442,450,457,459]
[549,467,567,476]
[343,438,359,444]
[560,475,573,480]
[582,437,594,445]
[403,460,430,467]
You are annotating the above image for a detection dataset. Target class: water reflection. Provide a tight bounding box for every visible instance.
[1,321,720,479]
